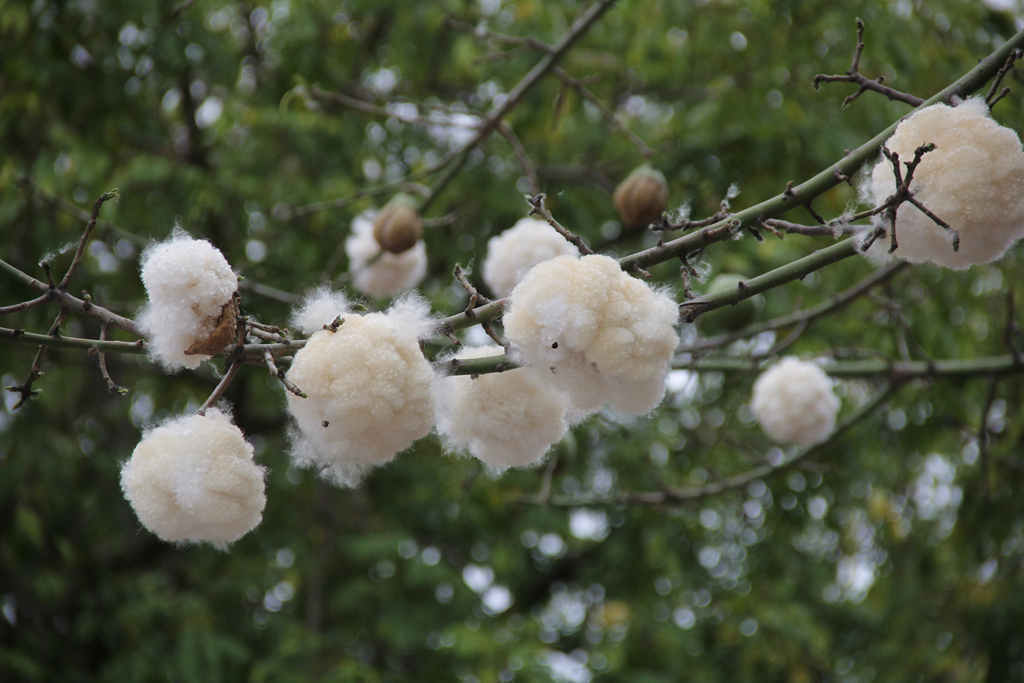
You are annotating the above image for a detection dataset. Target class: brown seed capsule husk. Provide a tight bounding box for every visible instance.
[373,197,423,254]
[613,166,669,230]
[185,295,239,356]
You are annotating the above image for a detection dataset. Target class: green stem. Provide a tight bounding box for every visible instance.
[682,261,907,351]
[0,326,146,354]
[678,236,865,322]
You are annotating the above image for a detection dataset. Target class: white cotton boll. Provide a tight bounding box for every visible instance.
[138,231,238,369]
[862,98,1024,269]
[750,357,839,446]
[345,211,427,299]
[284,299,435,484]
[436,345,570,470]
[504,254,679,416]
[120,408,265,548]
[482,217,579,297]
[290,287,350,335]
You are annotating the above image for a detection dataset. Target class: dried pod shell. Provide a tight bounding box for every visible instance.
[185,295,239,356]
[373,194,423,254]
[613,165,669,230]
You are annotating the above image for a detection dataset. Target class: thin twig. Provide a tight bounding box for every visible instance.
[197,361,242,415]
[0,292,52,315]
[421,0,619,211]
[308,86,483,130]
[526,193,594,255]
[986,48,1022,106]
[551,67,654,158]
[6,310,65,410]
[57,190,118,290]
[263,349,308,398]
[0,257,140,334]
[977,377,999,498]
[496,122,540,195]
[761,218,870,237]
[91,323,129,395]
[453,264,492,315]
[814,19,924,109]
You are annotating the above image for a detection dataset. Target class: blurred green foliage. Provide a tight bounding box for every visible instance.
[2,0,1024,680]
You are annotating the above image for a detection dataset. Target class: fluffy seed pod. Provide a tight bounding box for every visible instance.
[504,254,679,415]
[120,408,265,548]
[698,273,760,335]
[138,231,238,370]
[284,295,435,485]
[346,210,427,299]
[482,217,579,298]
[613,165,669,230]
[435,345,570,470]
[750,357,839,446]
[373,194,424,254]
[861,97,1024,269]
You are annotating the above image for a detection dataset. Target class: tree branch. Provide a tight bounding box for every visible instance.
[680,261,908,353]
[673,354,1024,379]
[421,0,619,211]
[0,257,141,335]
[527,383,901,507]
[618,26,1024,272]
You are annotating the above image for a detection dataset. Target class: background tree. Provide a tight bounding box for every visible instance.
[3,0,1024,680]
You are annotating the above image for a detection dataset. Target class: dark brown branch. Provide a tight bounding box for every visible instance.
[6,310,65,410]
[453,264,492,313]
[880,144,958,253]
[0,257,140,334]
[92,323,129,395]
[197,361,242,415]
[986,48,1022,107]
[814,19,924,109]
[263,349,307,398]
[57,190,118,290]
[0,292,52,315]
[526,193,594,255]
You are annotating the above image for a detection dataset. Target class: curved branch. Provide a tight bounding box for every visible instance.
[421,0,620,211]
[673,354,1024,379]
[528,383,901,508]
[680,261,908,352]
